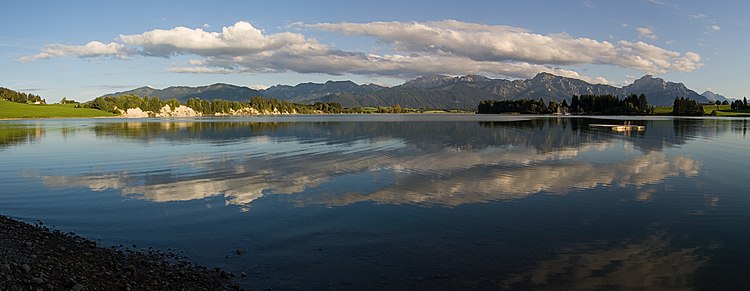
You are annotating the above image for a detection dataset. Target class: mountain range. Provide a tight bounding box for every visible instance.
[102,73,712,109]
[701,91,730,102]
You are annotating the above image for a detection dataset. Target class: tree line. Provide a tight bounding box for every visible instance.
[0,87,44,104]
[85,95,179,113]
[477,98,560,114]
[478,94,651,115]
[730,97,748,110]
[570,94,651,115]
[84,94,374,115]
[672,97,704,116]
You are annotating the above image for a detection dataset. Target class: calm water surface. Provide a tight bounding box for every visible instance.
[1,115,749,290]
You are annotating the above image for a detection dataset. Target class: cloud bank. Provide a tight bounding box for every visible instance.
[21,20,703,82]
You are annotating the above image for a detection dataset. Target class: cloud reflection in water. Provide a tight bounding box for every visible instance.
[502,233,707,290]
[40,137,700,208]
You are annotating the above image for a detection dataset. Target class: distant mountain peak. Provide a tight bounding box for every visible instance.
[628,75,668,91]
[632,75,665,85]
[701,90,729,101]
[102,83,262,103]
[532,72,553,79]
[413,74,452,81]
[401,75,454,88]
[324,80,357,85]
[457,75,490,82]
[624,75,707,104]
[534,72,556,77]
[207,83,238,88]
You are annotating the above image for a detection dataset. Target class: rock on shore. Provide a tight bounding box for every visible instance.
[0,215,241,290]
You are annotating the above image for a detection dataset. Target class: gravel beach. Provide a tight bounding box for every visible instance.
[0,215,241,290]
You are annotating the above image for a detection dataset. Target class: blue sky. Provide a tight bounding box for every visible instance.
[0,0,746,102]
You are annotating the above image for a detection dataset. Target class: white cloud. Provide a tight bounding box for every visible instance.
[581,0,596,9]
[637,27,658,40]
[118,21,312,57]
[21,20,703,81]
[706,24,721,33]
[646,0,681,9]
[248,84,270,90]
[618,41,702,73]
[623,75,637,86]
[306,20,700,75]
[306,21,616,65]
[19,41,130,62]
[167,66,235,74]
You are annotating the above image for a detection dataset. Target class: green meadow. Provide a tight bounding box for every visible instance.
[652,104,750,117]
[702,104,750,117]
[0,99,115,118]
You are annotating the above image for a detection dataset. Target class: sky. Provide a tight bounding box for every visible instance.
[1,0,747,102]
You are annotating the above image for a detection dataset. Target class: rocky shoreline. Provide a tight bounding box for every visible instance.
[0,215,241,290]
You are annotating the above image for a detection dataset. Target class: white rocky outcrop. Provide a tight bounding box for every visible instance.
[117,105,201,118]
[119,107,150,118]
[158,105,201,117]
[117,105,296,118]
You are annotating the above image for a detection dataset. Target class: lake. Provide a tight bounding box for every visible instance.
[1,114,749,290]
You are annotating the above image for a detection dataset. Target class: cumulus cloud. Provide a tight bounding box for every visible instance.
[118,21,311,57]
[20,41,130,62]
[618,41,701,73]
[306,20,701,75]
[308,21,618,65]
[21,20,703,80]
[637,27,658,40]
[173,53,611,84]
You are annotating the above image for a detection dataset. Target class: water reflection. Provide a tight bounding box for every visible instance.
[502,233,707,290]
[0,123,44,148]
[4,116,749,290]
[313,152,699,206]
[91,121,294,144]
[36,117,703,208]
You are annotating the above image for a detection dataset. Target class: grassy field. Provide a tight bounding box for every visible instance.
[702,104,750,117]
[652,106,673,115]
[0,100,115,118]
[653,104,750,117]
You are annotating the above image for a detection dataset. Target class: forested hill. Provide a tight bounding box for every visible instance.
[1,87,45,104]
[102,73,711,109]
[101,83,263,103]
